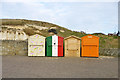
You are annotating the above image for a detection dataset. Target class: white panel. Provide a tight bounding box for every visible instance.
[55,35,58,56]
[52,35,58,56]
[52,36,55,56]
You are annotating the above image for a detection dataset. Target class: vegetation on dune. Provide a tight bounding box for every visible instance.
[1,19,25,25]
[1,19,119,48]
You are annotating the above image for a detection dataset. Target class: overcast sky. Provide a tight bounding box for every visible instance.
[1,0,118,34]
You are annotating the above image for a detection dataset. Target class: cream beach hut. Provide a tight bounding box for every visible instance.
[28,34,45,56]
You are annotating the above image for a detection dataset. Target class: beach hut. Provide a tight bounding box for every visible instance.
[28,34,45,56]
[46,35,64,57]
[64,35,81,57]
[81,34,99,57]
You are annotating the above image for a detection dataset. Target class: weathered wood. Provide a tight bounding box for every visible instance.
[65,35,81,57]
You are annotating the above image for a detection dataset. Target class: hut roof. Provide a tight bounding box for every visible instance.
[29,34,45,38]
[81,34,99,39]
[64,35,81,40]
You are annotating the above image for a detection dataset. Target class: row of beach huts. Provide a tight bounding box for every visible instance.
[28,34,99,57]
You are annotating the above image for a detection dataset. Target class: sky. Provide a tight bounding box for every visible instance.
[1,0,119,34]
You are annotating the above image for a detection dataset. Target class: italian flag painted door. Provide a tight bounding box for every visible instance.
[46,35,64,57]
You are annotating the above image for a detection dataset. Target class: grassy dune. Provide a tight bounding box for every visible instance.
[1,19,118,48]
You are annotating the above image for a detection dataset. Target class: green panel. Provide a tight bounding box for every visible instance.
[46,36,52,56]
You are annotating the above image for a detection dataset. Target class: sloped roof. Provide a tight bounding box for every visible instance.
[81,34,99,39]
[47,35,64,38]
[30,33,45,37]
[64,35,81,40]
[29,34,46,38]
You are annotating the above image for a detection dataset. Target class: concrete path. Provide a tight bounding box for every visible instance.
[2,56,118,78]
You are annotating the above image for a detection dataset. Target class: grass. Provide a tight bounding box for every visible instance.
[113,36,118,39]
[1,19,119,49]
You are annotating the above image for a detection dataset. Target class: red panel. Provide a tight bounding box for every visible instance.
[58,36,64,57]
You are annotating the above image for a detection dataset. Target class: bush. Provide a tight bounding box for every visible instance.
[23,28,36,36]
[113,36,118,39]
[48,29,57,34]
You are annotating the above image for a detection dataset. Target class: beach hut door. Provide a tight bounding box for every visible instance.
[52,35,58,56]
